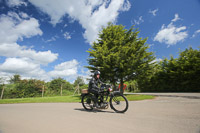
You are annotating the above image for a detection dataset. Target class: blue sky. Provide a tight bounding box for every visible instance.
[0,0,200,83]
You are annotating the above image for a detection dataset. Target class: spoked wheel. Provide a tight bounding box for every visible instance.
[110,94,128,113]
[81,94,93,111]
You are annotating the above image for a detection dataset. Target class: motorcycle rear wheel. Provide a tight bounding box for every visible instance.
[81,94,93,111]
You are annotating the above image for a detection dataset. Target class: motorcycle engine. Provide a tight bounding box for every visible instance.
[100,102,109,109]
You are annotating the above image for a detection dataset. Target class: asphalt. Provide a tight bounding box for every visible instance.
[125,92,200,99]
[0,93,200,133]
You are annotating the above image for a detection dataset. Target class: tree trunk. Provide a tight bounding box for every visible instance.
[77,84,79,95]
[1,85,5,99]
[120,78,124,94]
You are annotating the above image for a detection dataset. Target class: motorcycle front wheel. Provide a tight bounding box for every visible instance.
[81,94,93,111]
[110,94,129,113]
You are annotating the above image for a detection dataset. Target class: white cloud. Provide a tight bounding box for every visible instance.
[47,59,92,83]
[6,0,27,7]
[0,12,58,65]
[192,29,200,38]
[0,58,46,79]
[0,12,43,43]
[0,58,38,73]
[149,8,159,16]
[0,57,86,82]
[154,14,188,47]
[63,32,71,40]
[0,11,60,80]
[64,24,68,28]
[119,0,131,11]
[150,58,162,64]
[172,14,181,22]
[132,16,144,25]
[48,59,78,78]
[0,43,58,65]
[79,69,91,84]
[45,35,59,43]
[19,12,29,18]
[27,0,131,44]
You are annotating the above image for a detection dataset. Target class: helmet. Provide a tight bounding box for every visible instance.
[94,70,100,77]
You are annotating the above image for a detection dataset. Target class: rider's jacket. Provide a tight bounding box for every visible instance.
[88,77,103,93]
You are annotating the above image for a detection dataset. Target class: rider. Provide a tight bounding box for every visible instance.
[88,70,103,108]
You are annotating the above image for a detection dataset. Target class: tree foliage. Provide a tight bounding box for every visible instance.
[86,23,155,91]
[48,78,73,93]
[145,47,200,92]
[14,79,45,98]
[1,76,79,98]
[74,76,85,87]
[9,74,21,84]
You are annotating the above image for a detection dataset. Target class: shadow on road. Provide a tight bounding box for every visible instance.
[74,108,115,114]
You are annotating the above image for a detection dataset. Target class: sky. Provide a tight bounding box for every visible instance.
[0,0,200,83]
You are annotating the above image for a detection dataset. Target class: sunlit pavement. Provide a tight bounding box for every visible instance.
[0,95,200,133]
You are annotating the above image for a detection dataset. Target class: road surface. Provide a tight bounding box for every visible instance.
[0,94,200,133]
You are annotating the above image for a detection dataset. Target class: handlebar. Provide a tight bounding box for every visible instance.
[100,84,112,92]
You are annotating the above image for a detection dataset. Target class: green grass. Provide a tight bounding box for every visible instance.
[0,94,155,104]
[125,94,155,101]
[0,95,81,104]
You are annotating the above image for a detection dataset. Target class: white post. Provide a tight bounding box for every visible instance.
[73,84,79,96]
[42,85,44,98]
[61,84,63,96]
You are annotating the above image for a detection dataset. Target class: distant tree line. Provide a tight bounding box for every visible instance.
[123,47,200,92]
[0,76,87,99]
[142,47,200,92]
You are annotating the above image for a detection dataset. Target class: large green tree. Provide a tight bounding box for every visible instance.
[87,23,155,92]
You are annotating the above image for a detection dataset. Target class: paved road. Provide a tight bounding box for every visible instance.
[125,93,200,99]
[0,95,200,133]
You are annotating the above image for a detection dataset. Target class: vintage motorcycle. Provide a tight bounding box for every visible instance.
[81,84,129,113]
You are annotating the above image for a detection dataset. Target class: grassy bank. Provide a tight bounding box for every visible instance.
[0,94,155,104]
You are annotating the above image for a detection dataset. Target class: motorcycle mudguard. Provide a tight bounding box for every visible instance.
[110,91,121,98]
[81,93,88,97]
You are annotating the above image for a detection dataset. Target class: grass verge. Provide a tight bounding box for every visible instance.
[0,94,155,104]
[125,94,155,101]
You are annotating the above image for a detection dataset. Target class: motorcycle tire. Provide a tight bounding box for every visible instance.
[110,94,128,113]
[81,94,93,111]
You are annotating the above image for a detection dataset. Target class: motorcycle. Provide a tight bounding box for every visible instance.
[81,84,129,113]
